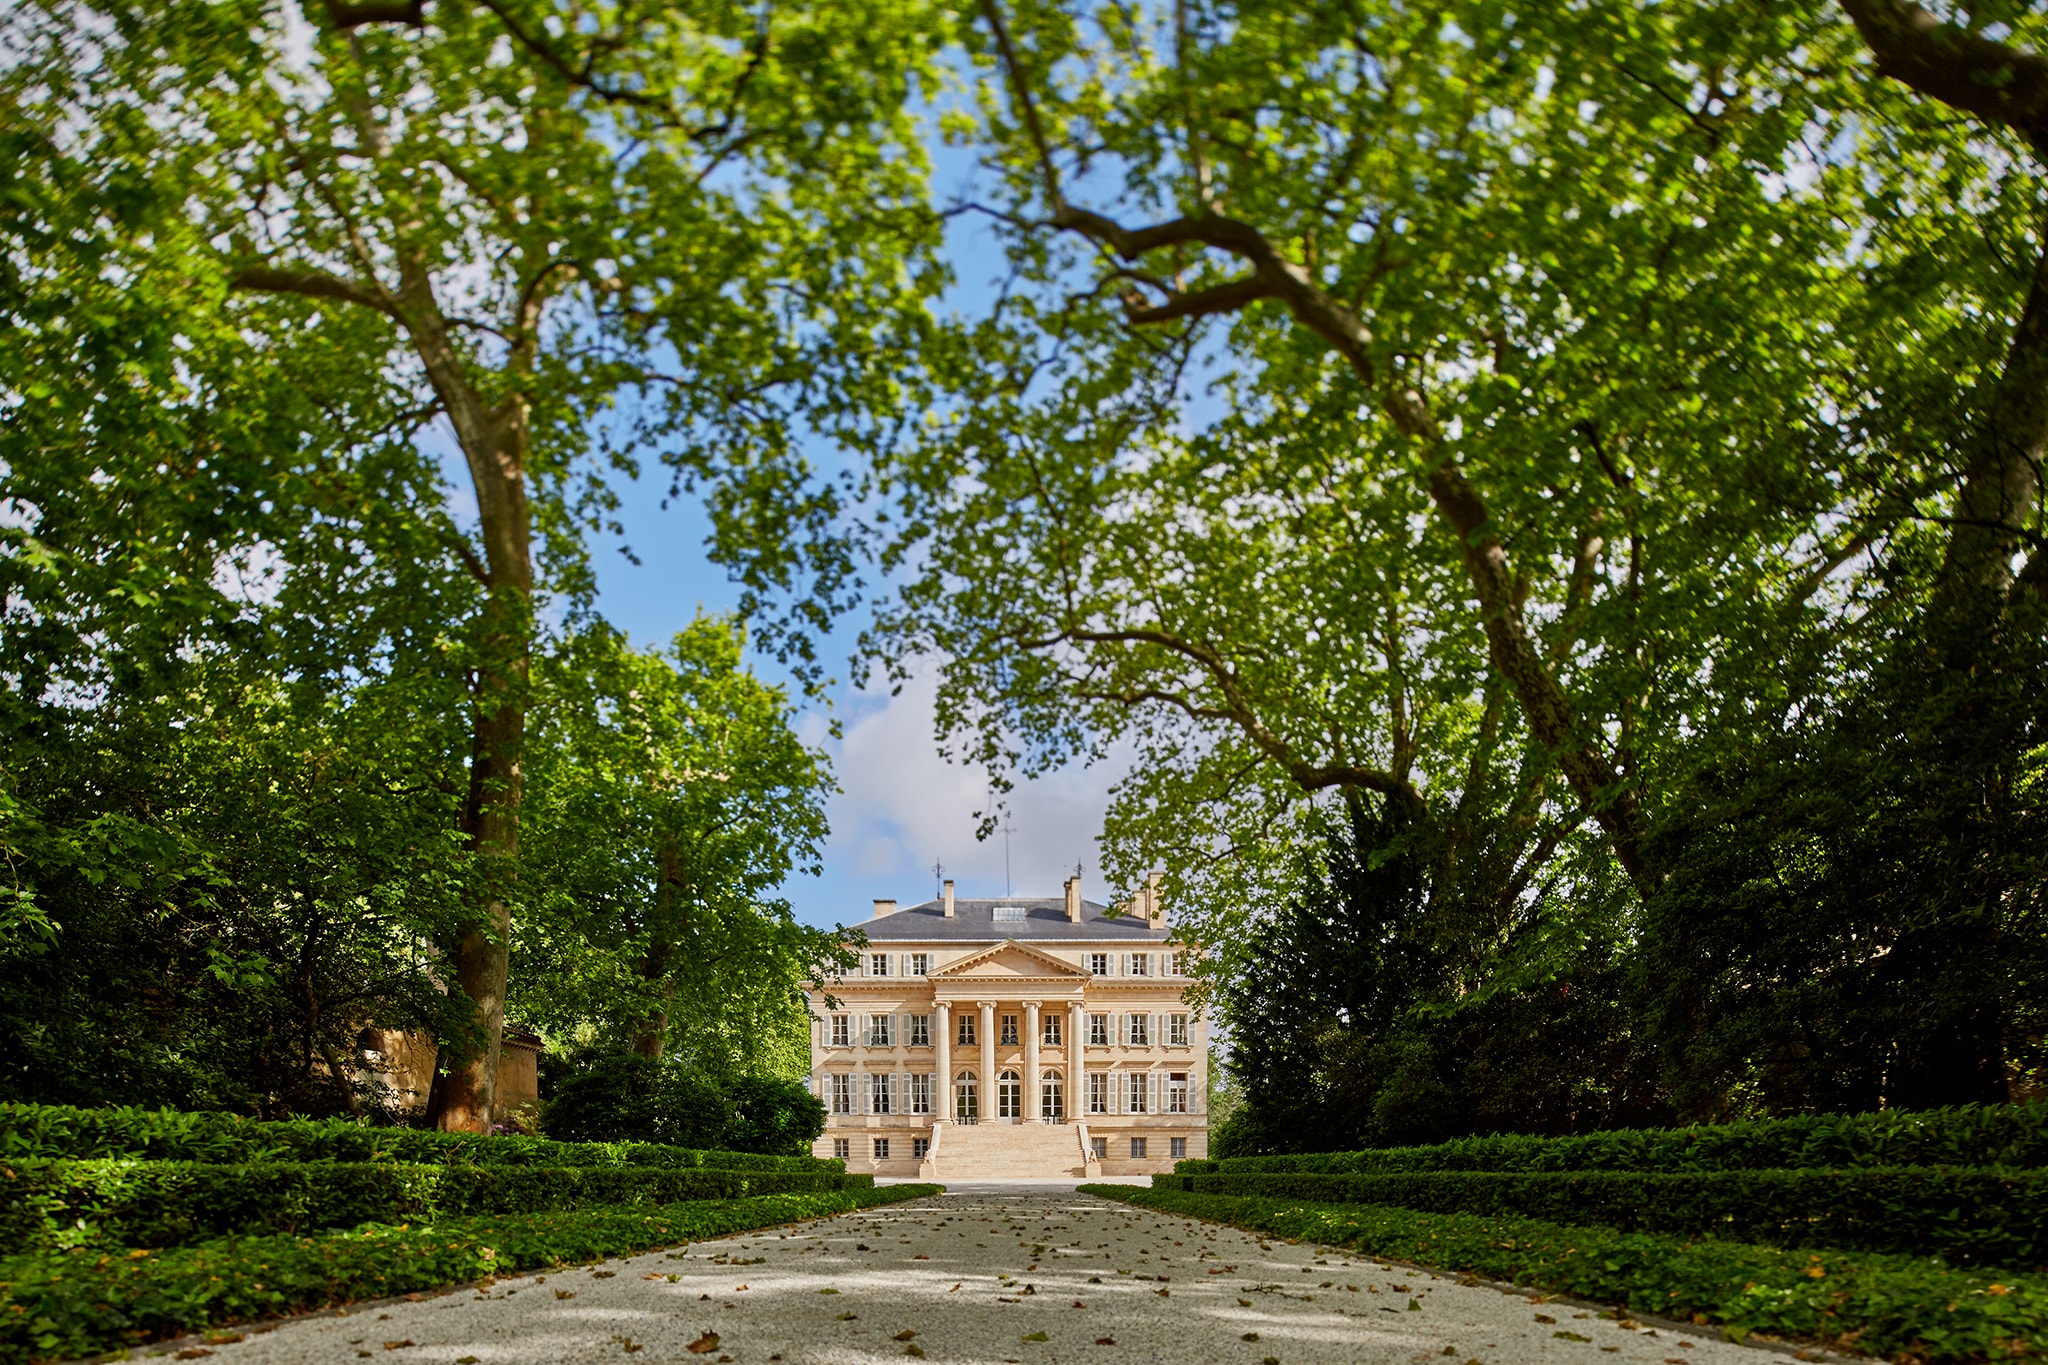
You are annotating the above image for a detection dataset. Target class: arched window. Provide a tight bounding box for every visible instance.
[954,1070,979,1122]
[997,1068,1022,1120]
[1040,1068,1064,1122]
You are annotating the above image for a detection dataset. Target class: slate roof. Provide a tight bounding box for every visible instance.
[860,897,1172,941]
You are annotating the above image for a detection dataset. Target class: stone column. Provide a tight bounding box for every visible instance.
[934,1001,951,1124]
[1070,1000,1087,1118]
[979,1000,996,1121]
[1024,1000,1041,1121]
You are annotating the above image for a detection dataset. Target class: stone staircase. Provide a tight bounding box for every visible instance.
[922,1121,1097,1180]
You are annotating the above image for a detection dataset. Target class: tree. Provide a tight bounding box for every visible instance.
[10,0,943,1127]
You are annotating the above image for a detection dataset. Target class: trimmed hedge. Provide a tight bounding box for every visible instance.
[0,1183,943,1364]
[1161,1167,2048,1268]
[1177,1101,2048,1177]
[1086,1185,2044,1364]
[0,1103,834,1172]
[0,1159,875,1253]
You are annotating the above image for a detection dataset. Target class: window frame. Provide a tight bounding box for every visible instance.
[1166,1012,1189,1046]
[1041,1014,1062,1046]
[1087,1012,1109,1046]
[910,1071,933,1114]
[910,1013,931,1047]
[829,1014,850,1047]
[869,952,891,977]
[1126,1012,1150,1046]
[829,1073,854,1115]
[866,1013,894,1047]
[873,1136,890,1160]
[1168,1071,1189,1113]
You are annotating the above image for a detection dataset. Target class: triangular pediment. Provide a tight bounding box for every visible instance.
[933,939,1090,979]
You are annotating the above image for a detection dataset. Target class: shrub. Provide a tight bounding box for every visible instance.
[1086,1185,2045,1365]
[541,1055,737,1148]
[1178,1101,2048,1177]
[0,1159,874,1253]
[724,1075,827,1156]
[0,1184,942,1364]
[1164,1167,2048,1268]
[0,1102,834,1171]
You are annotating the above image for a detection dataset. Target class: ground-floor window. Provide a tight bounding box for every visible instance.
[873,1137,891,1160]
[1129,1137,1147,1158]
[833,1138,851,1159]
[1091,1136,1107,1159]
[913,1137,929,1159]
[1170,1137,1187,1159]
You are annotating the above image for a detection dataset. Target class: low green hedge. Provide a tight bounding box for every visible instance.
[1086,1185,2042,1364]
[0,1183,942,1364]
[0,1159,874,1253]
[1179,1101,2048,1177]
[1161,1167,2048,1268]
[0,1103,834,1172]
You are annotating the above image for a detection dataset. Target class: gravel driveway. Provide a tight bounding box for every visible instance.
[175,1189,1807,1365]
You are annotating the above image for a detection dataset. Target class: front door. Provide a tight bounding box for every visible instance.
[1041,1071,1064,1121]
[955,1073,979,1121]
[997,1069,1022,1120]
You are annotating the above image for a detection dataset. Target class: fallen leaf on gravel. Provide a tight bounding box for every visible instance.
[173,1352,212,1361]
[906,1347,927,1359]
[1242,1332,1261,1342]
[1237,1298,1252,1307]
[458,1358,480,1364]
[1409,1298,1422,1310]
[1022,1331,1049,1341]
[592,1271,616,1278]
[644,1273,663,1280]
[383,1342,415,1351]
[1155,1288,1170,1297]
[555,1290,577,1300]
[914,1254,929,1260]
[819,1287,840,1294]
[1095,1339,1115,1347]
[1554,1331,1593,1342]
[837,1312,859,1321]
[685,1332,721,1354]
[1072,1301,1085,1308]
[206,1333,245,1344]
[894,1330,919,1341]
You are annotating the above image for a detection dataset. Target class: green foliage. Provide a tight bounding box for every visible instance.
[1185,1102,2048,1176]
[723,1076,830,1158]
[539,1055,824,1155]
[0,1103,832,1172]
[0,1185,939,1364]
[1162,1168,2048,1269]
[1086,1185,2043,1364]
[0,1159,870,1254]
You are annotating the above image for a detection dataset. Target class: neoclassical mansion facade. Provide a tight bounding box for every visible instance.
[808,877,1209,1179]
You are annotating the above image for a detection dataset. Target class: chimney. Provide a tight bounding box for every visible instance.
[1064,876,1082,923]
[942,880,956,918]
[872,898,897,919]
[1145,872,1164,925]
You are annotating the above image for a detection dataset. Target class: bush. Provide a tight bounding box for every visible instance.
[1178,1101,2048,1177]
[724,1075,827,1156]
[0,1159,874,1253]
[0,1101,834,1171]
[1085,1185,2045,1365]
[541,1055,735,1148]
[1163,1167,2048,1268]
[0,1184,942,1364]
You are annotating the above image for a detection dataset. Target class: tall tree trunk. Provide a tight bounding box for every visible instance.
[631,836,683,1060]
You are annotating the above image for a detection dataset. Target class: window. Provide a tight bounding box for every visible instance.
[866,1014,894,1047]
[1126,952,1150,976]
[955,1070,979,1120]
[1127,1071,1149,1113]
[1087,1013,1109,1046]
[910,952,930,976]
[1168,951,1187,976]
[1041,1068,1064,1120]
[873,1137,891,1160]
[1041,1014,1062,1046]
[869,952,891,977]
[997,1069,1022,1119]
[1170,1137,1188,1159]
[1088,952,1110,976]
[830,1074,853,1115]
[1086,1072,1109,1114]
[1091,1136,1107,1159]
[913,1137,929,1160]
[1168,1072,1189,1113]
[957,1015,977,1047]
[1130,1137,1148,1159]
[833,1138,851,1160]
[993,904,1025,922]
[1126,1013,1150,1046]
[1000,1013,1019,1045]
[910,1072,933,1115]
[910,1014,931,1047]
[830,1014,850,1047]
[868,1072,895,1115]
[1166,1013,1189,1046]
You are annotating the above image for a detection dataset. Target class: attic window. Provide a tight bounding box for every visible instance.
[992,905,1025,922]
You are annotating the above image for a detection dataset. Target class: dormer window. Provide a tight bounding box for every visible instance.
[992,905,1025,922]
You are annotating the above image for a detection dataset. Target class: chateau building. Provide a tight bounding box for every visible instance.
[809,876,1208,1179]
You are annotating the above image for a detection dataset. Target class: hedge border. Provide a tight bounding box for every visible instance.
[1179,1102,2048,1178]
[0,1159,875,1254]
[1082,1185,2044,1364]
[0,1183,943,1363]
[0,1104,835,1173]
[1163,1167,2048,1268]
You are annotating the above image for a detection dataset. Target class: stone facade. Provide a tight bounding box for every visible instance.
[809,877,1208,1179]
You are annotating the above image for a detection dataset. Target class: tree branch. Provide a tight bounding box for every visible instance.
[1838,0,2048,154]
[323,0,422,29]
[1123,274,1277,324]
[476,0,668,111]
[977,0,1068,206]
[230,266,399,318]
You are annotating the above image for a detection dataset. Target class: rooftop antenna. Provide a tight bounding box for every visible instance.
[932,859,945,900]
[1002,811,1015,897]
